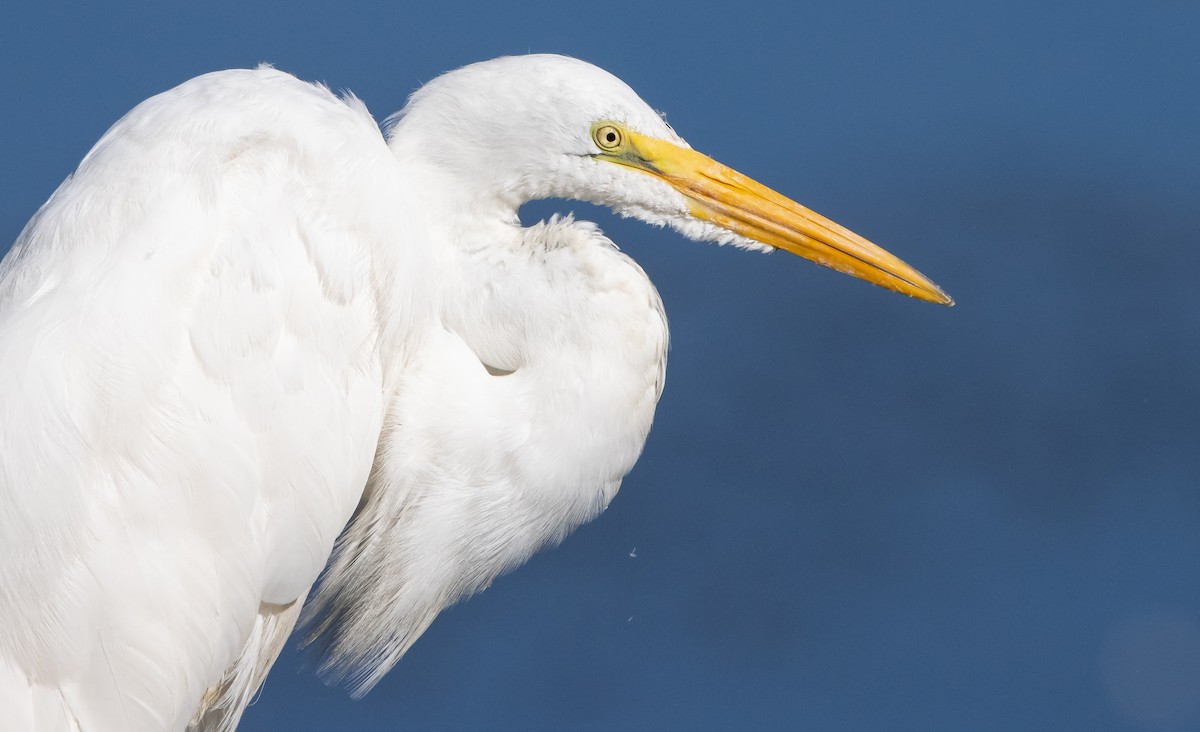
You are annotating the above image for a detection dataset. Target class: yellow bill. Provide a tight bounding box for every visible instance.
[591,123,953,306]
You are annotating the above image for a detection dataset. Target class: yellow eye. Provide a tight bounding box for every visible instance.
[593,124,622,151]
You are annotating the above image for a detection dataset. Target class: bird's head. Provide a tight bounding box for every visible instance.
[387,54,951,305]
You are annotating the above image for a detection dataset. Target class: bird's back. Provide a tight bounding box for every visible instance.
[0,68,423,731]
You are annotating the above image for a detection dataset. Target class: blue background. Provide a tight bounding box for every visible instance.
[3,1,1198,730]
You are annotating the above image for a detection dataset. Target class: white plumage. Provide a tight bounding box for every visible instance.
[0,55,948,731]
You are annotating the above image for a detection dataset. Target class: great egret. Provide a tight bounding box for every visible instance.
[0,55,950,731]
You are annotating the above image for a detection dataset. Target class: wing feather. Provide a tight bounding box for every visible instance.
[0,68,424,731]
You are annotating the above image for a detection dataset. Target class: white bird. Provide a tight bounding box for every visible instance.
[0,55,950,731]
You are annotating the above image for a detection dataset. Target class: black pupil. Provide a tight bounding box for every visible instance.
[605,131,617,143]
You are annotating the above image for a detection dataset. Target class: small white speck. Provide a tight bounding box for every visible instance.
[628,547,637,558]
[626,616,633,623]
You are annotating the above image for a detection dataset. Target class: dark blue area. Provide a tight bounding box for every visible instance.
[2,1,1198,729]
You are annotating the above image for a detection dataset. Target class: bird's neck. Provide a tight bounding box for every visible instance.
[388,138,527,221]
[439,211,668,489]
[308,211,668,685]
[385,147,669,490]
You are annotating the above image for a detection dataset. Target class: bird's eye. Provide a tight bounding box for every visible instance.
[593,124,623,151]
